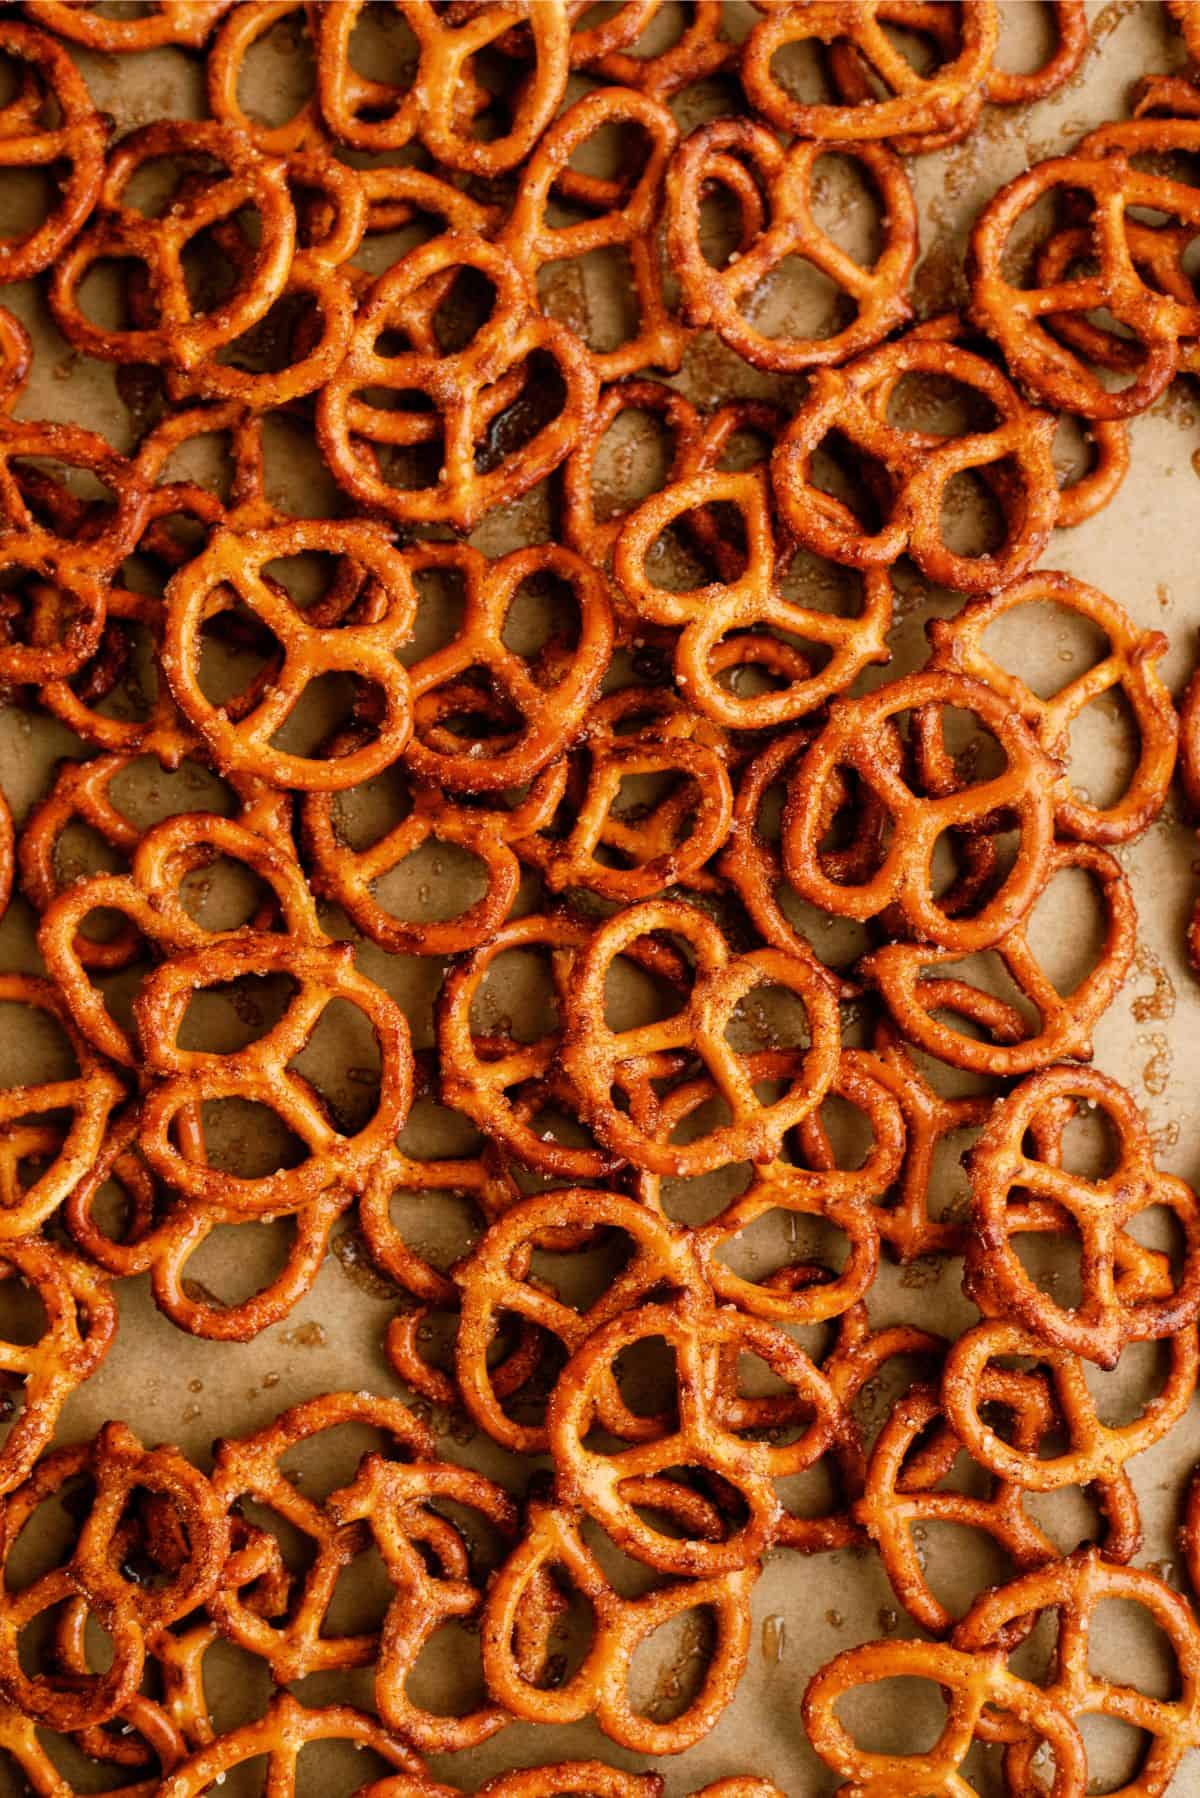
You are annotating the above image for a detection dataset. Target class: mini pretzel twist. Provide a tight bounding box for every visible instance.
[317,231,598,530]
[0,1423,229,1731]
[133,934,413,1215]
[561,898,842,1177]
[50,120,297,373]
[804,1636,1087,1797]
[667,119,916,372]
[162,519,416,791]
[923,570,1177,844]
[953,1548,1200,1794]
[771,330,1060,591]
[0,19,106,284]
[208,1392,433,1681]
[480,1490,756,1753]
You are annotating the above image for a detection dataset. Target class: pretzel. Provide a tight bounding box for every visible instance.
[965,1066,1200,1367]
[667,120,915,372]
[26,1,232,48]
[923,571,1178,845]
[561,898,841,1177]
[741,2,999,152]
[317,231,598,530]
[561,380,701,585]
[1032,218,1200,386]
[0,20,106,284]
[613,468,893,729]
[0,1691,184,1793]
[517,702,733,904]
[501,87,687,381]
[968,133,1200,419]
[857,1371,1140,1641]
[0,310,30,415]
[0,1238,116,1496]
[783,672,1056,953]
[400,541,612,794]
[50,121,296,375]
[162,519,416,790]
[953,1548,1200,1795]
[942,1316,1199,1491]
[577,0,733,96]
[771,330,1059,592]
[0,1423,228,1731]
[17,750,289,974]
[208,1392,432,1680]
[207,2,327,154]
[39,802,321,1068]
[0,973,124,1239]
[630,1049,902,1323]
[157,1693,423,1796]
[322,1450,516,1753]
[480,1488,756,1752]
[804,1637,1087,1797]
[455,1187,706,1454]
[549,1291,861,1573]
[316,1,567,173]
[862,838,1137,1075]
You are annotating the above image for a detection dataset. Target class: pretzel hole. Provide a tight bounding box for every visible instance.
[507,1556,597,1685]
[180,233,244,319]
[474,349,570,476]
[743,256,855,348]
[195,1098,307,1180]
[1084,1340,1174,1428]
[72,257,153,336]
[1008,1225,1085,1313]
[469,946,559,1042]
[403,562,467,664]
[269,670,360,758]
[107,754,236,827]
[1086,1597,1180,1700]
[0,1270,48,1352]
[193,1634,274,1739]
[907,1520,1022,1621]
[377,1186,485,1281]
[1074,1714,1160,1793]
[660,1156,752,1227]
[583,401,678,526]
[628,1603,718,1723]
[172,1212,321,1317]
[612,0,692,60]
[713,1209,856,1295]
[610,1333,680,1422]
[17,1600,113,1681]
[543,245,643,357]
[1065,686,1141,813]
[758,36,842,108]
[1023,861,1109,996]
[601,943,692,1032]
[195,595,281,711]
[0,564,91,653]
[937,466,1008,563]
[403,1614,492,1721]
[625,1469,750,1542]
[231,8,315,130]
[830,1673,950,1754]
[177,970,298,1055]
[345,3,419,91]
[976,598,1109,702]
[212,288,326,380]
[178,855,277,933]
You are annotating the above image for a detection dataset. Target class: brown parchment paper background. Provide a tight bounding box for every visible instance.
[3,2,1200,1792]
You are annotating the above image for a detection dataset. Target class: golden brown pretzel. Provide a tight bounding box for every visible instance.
[667,119,916,371]
[26,0,232,48]
[156,1693,423,1796]
[0,19,106,284]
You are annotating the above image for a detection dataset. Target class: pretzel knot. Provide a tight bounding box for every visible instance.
[0,20,106,284]
[0,1423,229,1731]
[327,1452,518,1753]
[455,1187,706,1454]
[317,230,598,530]
[208,1392,432,1681]
[771,330,1059,592]
[614,467,892,729]
[157,1692,423,1796]
[856,1370,1141,1641]
[561,898,841,1177]
[968,129,1200,419]
[782,672,1057,954]
[964,1066,1200,1368]
[162,519,416,791]
[548,1293,860,1574]
[953,1548,1200,1795]
[803,1637,1087,1797]
[924,569,1178,844]
[667,119,915,372]
[480,1490,756,1752]
[50,120,296,372]
[943,1316,1199,1492]
[133,934,413,1215]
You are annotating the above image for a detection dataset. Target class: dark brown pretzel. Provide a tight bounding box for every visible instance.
[50,121,296,374]
[560,897,842,1178]
[0,19,106,284]
[317,232,598,530]
[667,119,916,371]
[771,329,1060,592]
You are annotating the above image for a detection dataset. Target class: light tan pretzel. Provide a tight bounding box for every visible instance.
[480,1490,756,1752]
[923,571,1178,845]
[954,1548,1200,1796]
[943,1316,1199,1491]
[614,468,893,729]
[0,19,106,284]
[208,1392,432,1680]
[134,934,412,1215]
[667,119,915,371]
[163,519,415,791]
[804,1637,1086,1797]
[861,838,1137,1075]
[561,897,841,1177]
[317,232,598,530]
[501,86,687,381]
[157,1693,423,1796]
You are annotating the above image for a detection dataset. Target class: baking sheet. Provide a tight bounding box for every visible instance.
[2,2,1200,1792]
